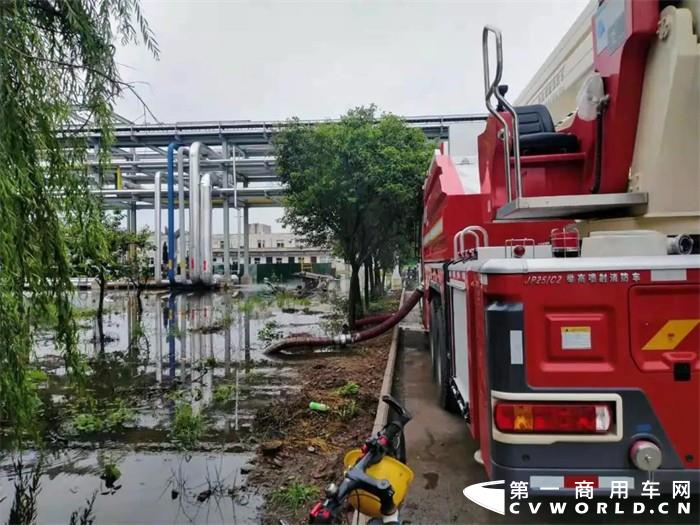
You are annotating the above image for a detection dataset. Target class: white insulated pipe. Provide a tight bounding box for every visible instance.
[154,171,162,282]
[177,146,189,282]
[189,143,203,284]
[200,173,213,285]
[155,297,162,383]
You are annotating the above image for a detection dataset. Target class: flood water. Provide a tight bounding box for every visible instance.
[0,284,334,524]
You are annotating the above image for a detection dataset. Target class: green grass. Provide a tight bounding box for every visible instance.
[258,320,282,343]
[243,369,266,384]
[171,403,203,448]
[27,369,48,386]
[71,400,135,434]
[297,297,311,307]
[269,482,319,512]
[102,462,121,486]
[274,290,311,310]
[337,400,358,421]
[213,384,235,404]
[335,381,359,397]
[240,296,265,315]
[73,307,99,319]
[367,295,399,314]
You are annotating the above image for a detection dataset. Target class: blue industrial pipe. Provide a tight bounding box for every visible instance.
[166,142,180,284]
[168,294,176,381]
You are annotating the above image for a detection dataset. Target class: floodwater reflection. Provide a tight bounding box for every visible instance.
[1,286,331,524]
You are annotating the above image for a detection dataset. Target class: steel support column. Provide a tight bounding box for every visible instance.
[166,142,180,283]
[242,205,251,284]
[128,198,137,232]
[128,197,137,261]
[154,171,162,282]
[222,141,231,281]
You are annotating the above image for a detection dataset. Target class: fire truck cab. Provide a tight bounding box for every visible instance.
[422,0,699,494]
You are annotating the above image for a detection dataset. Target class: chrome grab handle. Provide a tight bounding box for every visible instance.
[454,228,480,259]
[482,26,523,203]
[453,232,462,259]
[464,225,489,247]
[459,230,480,257]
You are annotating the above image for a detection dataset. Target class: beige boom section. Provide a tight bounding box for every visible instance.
[513,0,596,125]
[517,1,700,236]
[583,4,700,236]
[628,6,700,228]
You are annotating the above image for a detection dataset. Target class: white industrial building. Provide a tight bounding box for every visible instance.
[148,223,334,274]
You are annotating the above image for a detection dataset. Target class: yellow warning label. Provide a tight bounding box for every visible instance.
[561,326,592,350]
[643,319,700,351]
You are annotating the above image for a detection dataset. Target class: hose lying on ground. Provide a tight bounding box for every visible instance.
[264,287,423,355]
[354,313,392,328]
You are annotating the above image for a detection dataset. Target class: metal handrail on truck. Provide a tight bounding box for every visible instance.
[482,25,523,203]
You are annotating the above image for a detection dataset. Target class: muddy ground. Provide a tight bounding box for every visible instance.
[249,331,393,524]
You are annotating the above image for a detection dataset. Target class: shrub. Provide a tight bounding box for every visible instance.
[171,403,203,448]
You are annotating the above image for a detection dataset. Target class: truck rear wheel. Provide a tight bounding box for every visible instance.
[437,335,459,413]
[429,298,441,382]
[430,297,459,413]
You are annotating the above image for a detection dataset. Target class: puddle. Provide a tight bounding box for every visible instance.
[3,284,339,523]
[0,450,259,524]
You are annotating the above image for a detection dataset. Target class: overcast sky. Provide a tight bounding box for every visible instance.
[116,0,589,233]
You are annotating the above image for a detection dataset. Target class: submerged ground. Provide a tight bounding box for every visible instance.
[0,283,337,524]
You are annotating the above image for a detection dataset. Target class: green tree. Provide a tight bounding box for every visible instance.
[0,1,156,441]
[67,211,153,345]
[275,106,433,326]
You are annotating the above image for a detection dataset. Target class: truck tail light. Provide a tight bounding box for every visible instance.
[494,402,612,434]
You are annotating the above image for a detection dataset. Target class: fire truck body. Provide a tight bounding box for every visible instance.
[422,0,699,493]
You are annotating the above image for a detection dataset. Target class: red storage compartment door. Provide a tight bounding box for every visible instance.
[629,284,700,373]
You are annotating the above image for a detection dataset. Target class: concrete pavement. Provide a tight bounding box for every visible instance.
[395,311,505,525]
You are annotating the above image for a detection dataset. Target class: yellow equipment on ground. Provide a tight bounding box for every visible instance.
[343,448,414,518]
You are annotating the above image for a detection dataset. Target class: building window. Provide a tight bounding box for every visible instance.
[275,257,282,264]
[257,240,264,248]
[311,256,317,264]
[254,257,261,264]
[276,241,284,248]
[149,257,154,265]
[288,256,295,263]
[266,256,273,264]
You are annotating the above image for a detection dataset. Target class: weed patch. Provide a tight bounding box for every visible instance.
[269,482,319,512]
[171,403,203,448]
[258,321,282,343]
[213,384,235,405]
[70,400,135,434]
[335,381,359,397]
[240,296,265,315]
[101,462,121,488]
[337,400,358,421]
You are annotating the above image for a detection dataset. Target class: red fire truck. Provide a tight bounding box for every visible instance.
[422,0,699,493]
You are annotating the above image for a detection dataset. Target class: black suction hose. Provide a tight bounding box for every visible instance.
[264,287,423,355]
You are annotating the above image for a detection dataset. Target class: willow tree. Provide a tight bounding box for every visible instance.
[275,106,433,326]
[0,1,157,441]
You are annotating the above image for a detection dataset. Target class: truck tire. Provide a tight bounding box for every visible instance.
[429,298,441,382]
[434,306,459,414]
